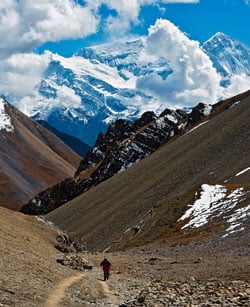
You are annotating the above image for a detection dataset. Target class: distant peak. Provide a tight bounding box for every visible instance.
[214,32,229,38]
[203,31,250,50]
[205,32,232,44]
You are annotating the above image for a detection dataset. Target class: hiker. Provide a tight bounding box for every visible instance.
[100,258,111,281]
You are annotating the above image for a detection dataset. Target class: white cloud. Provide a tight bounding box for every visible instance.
[137,19,223,108]
[0,52,51,97]
[56,85,81,108]
[86,0,199,36]
[0,0,200,57]
[17,85,82,118]
[0,0,98,57]
[223,73,250,98]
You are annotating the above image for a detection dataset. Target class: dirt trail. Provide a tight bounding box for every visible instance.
[44,273,84,307]
[44,267,119,307]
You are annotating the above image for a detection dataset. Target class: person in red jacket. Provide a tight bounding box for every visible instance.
[100,258,111,281]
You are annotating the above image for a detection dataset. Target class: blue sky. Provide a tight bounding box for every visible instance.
[36,0,250,57]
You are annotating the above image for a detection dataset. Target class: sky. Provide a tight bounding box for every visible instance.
[0,0,250,114]
[34,0,250,57]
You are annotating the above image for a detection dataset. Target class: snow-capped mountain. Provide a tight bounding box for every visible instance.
[203,32,250,78]
[26,32,250,146]
[36,48,158,145]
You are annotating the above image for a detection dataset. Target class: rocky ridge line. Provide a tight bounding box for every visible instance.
[21,90,250,215]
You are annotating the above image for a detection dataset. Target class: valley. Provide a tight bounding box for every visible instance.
[1,90,249,306]
[0,204,249,306]
[0,2,250,306]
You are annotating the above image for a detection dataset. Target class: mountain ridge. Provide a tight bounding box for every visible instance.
[21,90,250,217]
[46,91,250,252]
[0,98,81,210]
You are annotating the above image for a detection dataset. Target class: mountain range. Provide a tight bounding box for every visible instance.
[8,32,250,147]
[10,88,247,254]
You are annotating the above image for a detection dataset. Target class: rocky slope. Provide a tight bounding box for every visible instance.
[0,204,249,306]
[0,98,81,211]
[21,89,250,216]
[46,90,250,252]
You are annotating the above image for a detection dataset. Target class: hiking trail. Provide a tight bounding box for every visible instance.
[44,267,120,306]
[44,273,84,307]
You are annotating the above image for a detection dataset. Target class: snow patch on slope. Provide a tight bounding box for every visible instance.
[235,167,250,177]
[179,184,247,234]
[0,98,14,132]
[223,205,250,237]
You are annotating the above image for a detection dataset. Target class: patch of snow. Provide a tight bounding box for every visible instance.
[230,101,240,108]
[223,204,250,237]
[179,184,226,228]
[166,114,178,124]
[204,105,212,116]
[36,215,55,227]
[235,167,250,177]
[0,98,14,133]
[179,184,246,229]
[154,117,167,129]
[131,143,144,154]
[186,120,210,134]
[178,122,187,130]
[92,147,104,157]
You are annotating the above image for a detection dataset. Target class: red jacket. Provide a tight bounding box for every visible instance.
[100,259,111,273]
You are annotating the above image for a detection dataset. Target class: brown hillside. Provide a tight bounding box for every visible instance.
[1,205,249,306]
[0,205,77,306]
[47,93,250,252]
[0,102,81,211]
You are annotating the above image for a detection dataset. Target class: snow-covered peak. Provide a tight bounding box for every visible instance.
[203,32,250,76]
[205,32,233,45]
[7,30,250,146]
[49,53,136,90]
[76,39,144,69]
[0,98,14,133]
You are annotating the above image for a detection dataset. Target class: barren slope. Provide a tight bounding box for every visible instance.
[1,205,249,306]
[47,94,250,252]
[0,101,81,211]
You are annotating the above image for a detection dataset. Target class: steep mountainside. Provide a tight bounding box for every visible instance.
[0,98,81,211]
[21,90,250,216]
[46,92,250,252]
